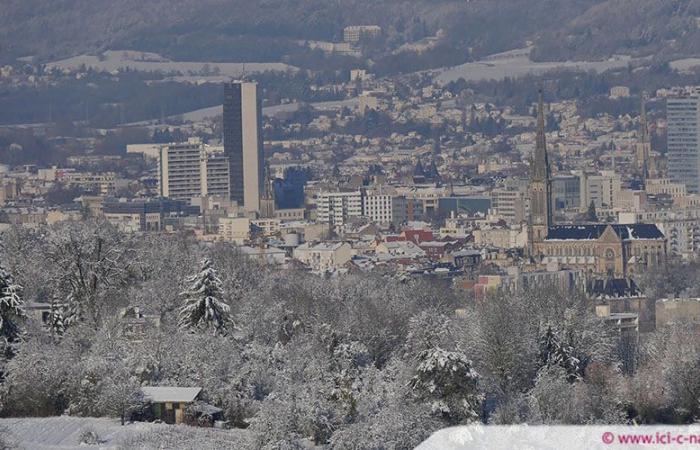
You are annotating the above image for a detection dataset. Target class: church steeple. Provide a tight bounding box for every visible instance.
[259,161,276,219]
[531,90,551,182]
[528,90,552,252]
[636,94,651,184]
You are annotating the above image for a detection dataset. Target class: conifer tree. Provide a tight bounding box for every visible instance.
[178,259,231,335]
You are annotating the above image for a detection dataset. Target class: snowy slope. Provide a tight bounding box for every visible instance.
[0,417,253,450]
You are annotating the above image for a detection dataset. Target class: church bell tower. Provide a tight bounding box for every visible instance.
[528,90,552,253]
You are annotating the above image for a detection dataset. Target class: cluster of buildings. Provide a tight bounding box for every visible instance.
[7,65,700,338]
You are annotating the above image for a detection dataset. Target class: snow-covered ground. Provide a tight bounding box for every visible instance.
[433,48,634,85]
[45,50,296,77]
[0,417,253,449]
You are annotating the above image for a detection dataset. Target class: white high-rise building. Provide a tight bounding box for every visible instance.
[668,91,700,194]
[317,191,363,229]
[224,81,264,213]
[158,138,230,200]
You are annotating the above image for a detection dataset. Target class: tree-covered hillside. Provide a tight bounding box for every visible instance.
[4,0,700,65]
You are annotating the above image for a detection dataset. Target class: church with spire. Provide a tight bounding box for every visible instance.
[528,90,552,249]
[635,94,658,185]
[527,91,666,278]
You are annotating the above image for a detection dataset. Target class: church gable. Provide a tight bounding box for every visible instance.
[598,225,622,244]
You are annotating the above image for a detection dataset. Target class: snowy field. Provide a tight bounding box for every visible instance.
[44,50,296,77]
[434,48,634,85]
[0,417,253,449]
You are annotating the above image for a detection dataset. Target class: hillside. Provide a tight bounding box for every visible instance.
[2,0,700,65]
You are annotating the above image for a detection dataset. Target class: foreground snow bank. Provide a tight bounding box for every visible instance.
[0,416,252,450]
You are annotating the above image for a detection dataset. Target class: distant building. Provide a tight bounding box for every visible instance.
[362,193,407,226]
[218,216,251,244]
[224,81,264,213]
[294,242,352,271]
[656,297,700,329]
[577,170,621,211]
[551,175,581,211]
[103,198,189,232]
[343,25,381,43]
[158,138,230,200]
[644,178,687,198]
[491,185,527,224]
[528,90,666,277]
[317,191,363,230]
[609,86,630,98]
[667,90,700,194]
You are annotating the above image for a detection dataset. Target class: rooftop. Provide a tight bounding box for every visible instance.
[546,224,664,241]
[141,387,202,403]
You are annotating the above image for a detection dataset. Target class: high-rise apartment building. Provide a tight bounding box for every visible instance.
[317,191,363,230]
[667,91,700,194]
[223,81,264,213]
[158,138,230,200]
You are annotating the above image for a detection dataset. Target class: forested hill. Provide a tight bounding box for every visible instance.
[3,0,700,64]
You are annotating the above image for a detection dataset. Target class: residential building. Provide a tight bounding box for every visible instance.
[317,191,363,230]
[158,138,230,200]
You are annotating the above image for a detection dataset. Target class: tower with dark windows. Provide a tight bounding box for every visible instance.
[528,90,552,254]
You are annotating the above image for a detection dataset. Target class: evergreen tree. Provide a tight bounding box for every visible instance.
[0,265,24,346]
[539,326,582,383]
[178,259,231,335]
[410,347,482,424]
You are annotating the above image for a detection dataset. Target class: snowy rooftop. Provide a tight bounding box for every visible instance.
[545,224,664,241]
[141,387,202,403]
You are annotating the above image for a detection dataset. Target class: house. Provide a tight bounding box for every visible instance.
[141,387,215,425]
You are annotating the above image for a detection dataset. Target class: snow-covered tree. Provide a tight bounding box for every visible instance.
[539,325,582,382]
[96,366,143,425]
[410,347,482,425]
[178,259,231,335]
[0,264,24,347]
[43,220,136,329]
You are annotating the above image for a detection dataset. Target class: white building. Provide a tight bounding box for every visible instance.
[317,191,363,230]
[158,138,230,200]
[362,194,407,226]
[578,170,621,210]
[218,217,251,244]
[294,242,353,271]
